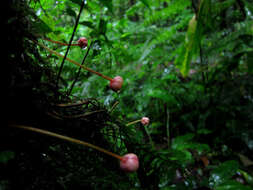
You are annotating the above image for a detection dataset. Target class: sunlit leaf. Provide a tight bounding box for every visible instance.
[176,0,212,77]
[176,14,198,77]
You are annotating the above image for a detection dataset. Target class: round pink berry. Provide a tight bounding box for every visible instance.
[141,117,150,126]
[109,76,123,92]
[120,153,139,172]
[77,37,88,49]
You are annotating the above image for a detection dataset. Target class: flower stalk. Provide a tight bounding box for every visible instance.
[10,124,122,160]
[35,41,113,81]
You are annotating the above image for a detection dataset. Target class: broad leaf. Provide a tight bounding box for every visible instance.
[80,21,95,29]
[66,7,77,18]
[100,0,113,13]
[216,180,252,190]
[70,0,83,6]
[177,15,198,77]
[177,0,211,77]
[32,17,53,34]
[140,0,151,10]
[98,19,107,35]
[209,160,239,187]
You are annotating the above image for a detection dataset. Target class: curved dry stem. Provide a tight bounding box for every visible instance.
[43,38,79,46]
[10,124,122,160]
[35,41,113,81]
[126,119,142,126]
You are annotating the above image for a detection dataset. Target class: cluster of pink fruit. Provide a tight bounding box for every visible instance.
[32,37,152,173]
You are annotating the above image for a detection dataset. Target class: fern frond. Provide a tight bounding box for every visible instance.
[144,0,191,26]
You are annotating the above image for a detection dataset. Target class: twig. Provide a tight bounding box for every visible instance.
[43,38,80,46]
[144,125,155,150]
[56,1,85,88]
[126,119,141,126]
[64,110,105,119]
[67,41,94,96]
[10,124,123,160]
[110,101,119,113]
[48,109,105,119]
[54,99,94,108]
[35,42,112,81]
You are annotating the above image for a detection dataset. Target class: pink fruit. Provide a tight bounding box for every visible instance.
[109,76,123,92]
[120,153,139,172]
[78,37,88,49]
[141,117,150,126]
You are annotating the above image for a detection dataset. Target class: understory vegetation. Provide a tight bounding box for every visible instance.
[4,0,253,189]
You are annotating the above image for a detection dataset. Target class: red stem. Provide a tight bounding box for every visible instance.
[35,41,113,81]
[43,38,79,46]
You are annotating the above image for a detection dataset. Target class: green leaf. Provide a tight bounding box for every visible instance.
[0,151,15,164]
[80,21,95,29]
[238,170,253,186]
[210,160,239,187]
[169,149,193,164]
[120,32,131,39]
[70,0,83,6]
[87,1,100,11]
[198,0,212,29]
[242,0,253,14]
[147,89,177,103]
[126,3,139,16]
[98,19,107,35]
[140,0,151,10]
[144,0,191,26]
[172,133,195,148]
[197,129,212,134]
[66,7,77,18]
[215,180,252,190]
[176,0,212,77]
[213,0,236,15]
[100,0,113,12]
[176,15,198,77]
[32,17,53,34]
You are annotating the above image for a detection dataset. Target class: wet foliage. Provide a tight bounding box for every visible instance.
[4,0,253,189]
